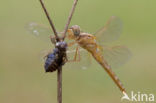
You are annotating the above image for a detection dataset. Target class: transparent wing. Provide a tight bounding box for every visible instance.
[39,44,92,70]
[25,22,52,42]
[26,22,92,69]
[95,16,123,44]
[102,45,132,69]
[39,49,53,62]
[64,45,92,70]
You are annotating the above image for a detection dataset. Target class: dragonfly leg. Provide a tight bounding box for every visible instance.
[67,46,81,62]
[77,46,81,61]
[67,41,77,47]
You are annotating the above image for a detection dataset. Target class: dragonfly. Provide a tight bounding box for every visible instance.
[26,16,131,94]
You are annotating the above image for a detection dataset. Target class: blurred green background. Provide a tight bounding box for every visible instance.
[0,0,156,103]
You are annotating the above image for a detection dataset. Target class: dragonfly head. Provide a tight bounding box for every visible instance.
[70,25,80,37]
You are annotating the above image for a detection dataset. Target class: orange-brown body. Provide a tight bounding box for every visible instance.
[67,28,126,93]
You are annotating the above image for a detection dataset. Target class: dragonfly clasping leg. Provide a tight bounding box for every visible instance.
[67,46,81,62]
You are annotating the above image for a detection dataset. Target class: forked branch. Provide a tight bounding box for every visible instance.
[39,1,79,103]
[62,0,79,40]
[39,0,60,41]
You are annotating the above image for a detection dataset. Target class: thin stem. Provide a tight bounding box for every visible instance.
[39,1,79,103]
[39,0,60,41]
[57,67,62,103]
[62,0,79,40]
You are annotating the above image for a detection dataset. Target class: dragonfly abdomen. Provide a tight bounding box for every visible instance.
[91,49,126,93]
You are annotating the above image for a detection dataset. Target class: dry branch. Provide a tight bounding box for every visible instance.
[62,0,79,40]
[39,0,60,41]
[39,0,79,103]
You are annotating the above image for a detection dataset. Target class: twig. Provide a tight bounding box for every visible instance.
[62,0,79,40]
[57,67,62,103]
[39,0,60,41]
[39,0,62,103]
[39,0,79,103]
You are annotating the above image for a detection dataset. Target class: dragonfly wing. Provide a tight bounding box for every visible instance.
[95,16,123,44]
[25,22,53,42]
[38,45,92,70]
[40,49,53,62]
[64,46,92,70]
[102,46,132,69]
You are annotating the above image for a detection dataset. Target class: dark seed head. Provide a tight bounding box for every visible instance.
[56,41,67,51]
